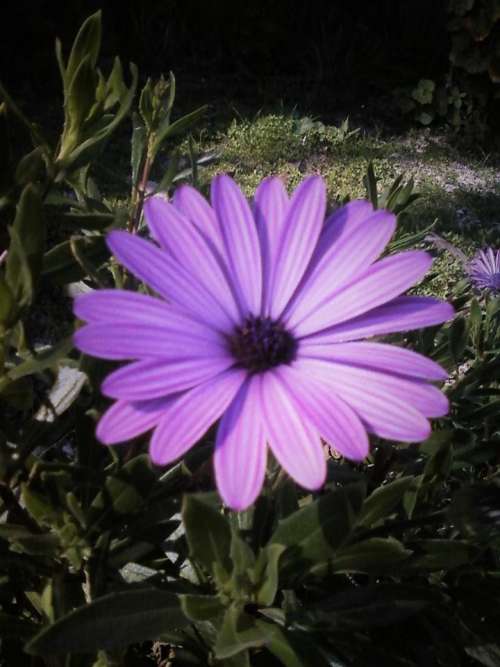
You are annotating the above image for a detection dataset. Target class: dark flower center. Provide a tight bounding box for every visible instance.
[228,316,297,372]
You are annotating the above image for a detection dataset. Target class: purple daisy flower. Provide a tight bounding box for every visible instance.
[468,248,500,292]
[74,175,454,510]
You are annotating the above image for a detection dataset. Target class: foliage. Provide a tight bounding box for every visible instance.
[395,0,500,140]
[1,10,500,667]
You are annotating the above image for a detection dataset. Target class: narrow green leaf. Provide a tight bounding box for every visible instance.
[26,588,188,655]
[131,113,147,184]
[0,274,15,325]
[15,147,45,185]
[358,477,414,527]
[180,594,224,621]
[65,11,102,88]
[150,105,207,159]
[6,337,73,381]
[406,539,476,571]
[363,161,378,209]
[139,79,154,129]
[182,494,232,575]
[5,183,44,306]
[215,607,272,660]
[42,235,108,285]
[255,543,285,606]
[0,524,59,556]
[326,537,411,574]
[270,483,365,564]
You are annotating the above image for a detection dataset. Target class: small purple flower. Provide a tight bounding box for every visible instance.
[469,248,500,292]
[74,175,454,510]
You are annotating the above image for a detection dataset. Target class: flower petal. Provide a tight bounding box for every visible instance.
[149,368,246,465]
[75,289,193,325]
[299,341,448,380]
[297,358,438,442]
[107,231,233,330]
[293,250,433,337]
[211,174,262,314]
[308,199,375,270]
[74,322,223,360]
[277,365,369,460]
[97,397,174,444]
[173,183,224,253]
[268,176,326,318]
[260,370,326,489]
[214,377,267,510]
[299,357,448,417]
[304,296,455,344]
[101,355,234,400]
[253,176,289,309]
[144,196,239,322]
[287,210,396,326]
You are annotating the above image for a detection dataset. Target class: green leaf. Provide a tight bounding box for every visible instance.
[255,543,285,606]
[270,483,365,564]
[139,79,154,129]
[0,524,59,556]
[26,587,188,655]
[91,454,156,517]
[231,531,256,576]
[358,477,414,527]
[264,629,306,667]
[131,113,147,184]
[406,539,476,570]
[180,594,224,621]
[6,337,73,381]
[182,494,232,575]
[363,161,378,209]
[448,315,468,362]
[66,54,98,135]
[57,211,116,231]
[15,147,46,185]
[0,274,15,326]
[64,63,138,171]
[42,235,108,285]
[215,607,272,660]
[5,183,44,307]
[325,537,411,575]
[64,11,102,89]
[150,105,207,160]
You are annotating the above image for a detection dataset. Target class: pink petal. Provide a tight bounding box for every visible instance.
[309,199,375,269]
[149,368,246,465]
[287,210,396,326]
[214,376,267,510]
[173,183,224,254]
[299,341,448,381]
[296,358,439,442]
[299,357,448,417]
[143,197,239,323]
[106,231,233,331]
[74,289,195,325]
[101,355,234,400]
[260,370,326,490]
[253,176,289,309]
[211,175,262,314]
[96,397,174,444]
[277,365,369,460]
[268,176,326,318]
[74,322,224,360]
[293,250,433,337]
[303,296,455,344]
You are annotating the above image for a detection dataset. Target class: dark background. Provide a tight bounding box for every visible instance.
[1,0,450,109]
